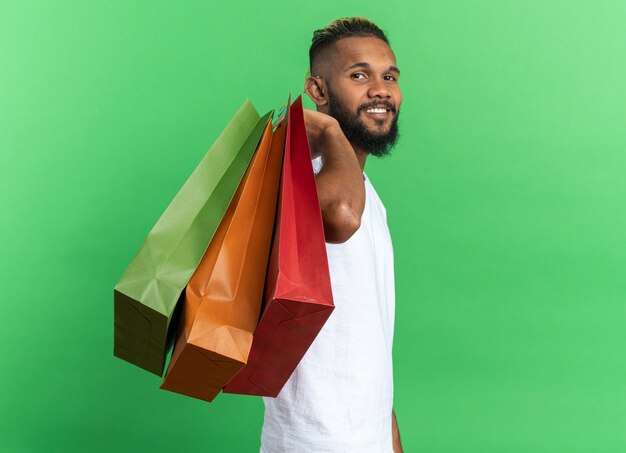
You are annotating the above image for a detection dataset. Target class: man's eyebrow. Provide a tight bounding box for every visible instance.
[345,62,401,75]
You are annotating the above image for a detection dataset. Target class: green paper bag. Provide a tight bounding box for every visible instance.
[114,100,272,376]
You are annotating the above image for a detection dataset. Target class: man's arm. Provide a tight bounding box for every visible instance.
[303,109,365,244]
[392,409,404,452]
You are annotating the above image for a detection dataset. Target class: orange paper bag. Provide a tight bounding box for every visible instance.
[224,96,334,397]
[160,113,285,402]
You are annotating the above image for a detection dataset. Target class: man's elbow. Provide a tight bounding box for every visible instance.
[322,202,362,244]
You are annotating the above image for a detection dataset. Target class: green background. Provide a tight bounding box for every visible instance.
[1,1,625,451]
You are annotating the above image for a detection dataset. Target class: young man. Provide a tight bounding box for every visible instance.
[261,17,404,452]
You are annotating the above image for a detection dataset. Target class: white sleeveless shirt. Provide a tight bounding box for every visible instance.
[260,156,396,453]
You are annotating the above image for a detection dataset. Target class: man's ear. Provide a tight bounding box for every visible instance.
[304,76,328,107]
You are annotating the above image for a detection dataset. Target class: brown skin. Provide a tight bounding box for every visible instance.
[303,35,404,452]
[392,410,404,453]
[301,109,363,243]
[304,35,403,243]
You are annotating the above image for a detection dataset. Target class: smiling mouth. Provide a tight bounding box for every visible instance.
[361,103,396,116]
[365,107,390,114]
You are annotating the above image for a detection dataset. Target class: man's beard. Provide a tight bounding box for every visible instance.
[326,88,400,158]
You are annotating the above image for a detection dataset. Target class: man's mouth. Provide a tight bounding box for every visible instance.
[360,103,396,117]
[365,107,390,114]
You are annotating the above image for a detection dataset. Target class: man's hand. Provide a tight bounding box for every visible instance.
[302,109,365,244]
[303,109,340,160]
[392,410,404,453]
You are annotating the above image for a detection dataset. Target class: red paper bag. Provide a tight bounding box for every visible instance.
[224,96,334,397]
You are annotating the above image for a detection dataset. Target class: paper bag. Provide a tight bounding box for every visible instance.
[224,96,334,397]
[114,101,269,376]
[160,112,285,402]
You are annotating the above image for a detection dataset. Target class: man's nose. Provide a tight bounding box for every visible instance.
[367,78,392,98]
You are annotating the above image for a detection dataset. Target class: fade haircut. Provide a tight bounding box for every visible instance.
[309,17,390,73]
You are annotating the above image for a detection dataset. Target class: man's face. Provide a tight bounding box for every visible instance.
[322,36,402,157]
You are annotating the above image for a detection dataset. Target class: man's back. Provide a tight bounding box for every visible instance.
[261,156,395,453]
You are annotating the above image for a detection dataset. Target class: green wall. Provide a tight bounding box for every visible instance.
[2,1,625,451]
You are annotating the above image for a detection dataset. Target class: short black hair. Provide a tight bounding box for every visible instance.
[309,17,390,72]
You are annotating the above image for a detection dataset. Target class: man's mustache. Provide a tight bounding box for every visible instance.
[357,101,397,114]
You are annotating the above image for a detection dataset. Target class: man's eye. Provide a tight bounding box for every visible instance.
[384,75,398,82]
[351,73,366,80]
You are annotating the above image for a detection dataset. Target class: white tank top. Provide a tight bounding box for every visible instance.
[261,156,396,453]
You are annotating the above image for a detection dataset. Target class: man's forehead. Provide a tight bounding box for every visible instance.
[315,36,397,75]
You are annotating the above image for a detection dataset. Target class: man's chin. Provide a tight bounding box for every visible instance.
[363,123,392,137]
[360,115,395,129]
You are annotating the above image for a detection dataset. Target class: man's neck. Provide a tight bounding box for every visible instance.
[353,146,369,172]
